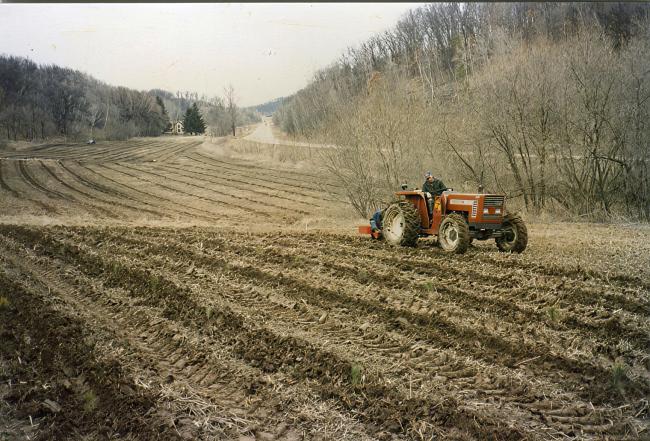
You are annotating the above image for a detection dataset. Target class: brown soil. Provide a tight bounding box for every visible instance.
[0,136,648,440]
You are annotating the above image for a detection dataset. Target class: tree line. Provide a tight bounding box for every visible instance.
[274,2,650,221]
[0,56,169,141]
[0,55,261,143]
[152,85,260,138]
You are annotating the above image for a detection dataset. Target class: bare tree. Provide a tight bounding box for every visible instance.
[85,103,104,138]
[224,84,237,137]
[320,66,428,217]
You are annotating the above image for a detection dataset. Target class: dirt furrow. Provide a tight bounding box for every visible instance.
[0,241,338,440]
[16,159,72,201]
[159,162,323,208]
[0,159,19,197]
[118,164,309,216]
[0,266,183,441]
[45,226,649,409]
[84,234,631,438]
[154,141,202,163]
[45,143,136,161]
[63,226,648,439]
[239,237,650,352]
[77,139,176,162]
[64,140,162,162]
[105,162,276,219]
[39,161,120,219]
[57,161,167,217]
[0,225,543,440]
[253,234,650,349]
[193,152,344,195]
[198,150,338,184]
[85,163,224,222]
[96,140,185,163]
[111,229,648,400]
[475,252,650,293]
[185,154,344,202]
[186,154,344,203]
[285,233,650,316]
[1,160,59,213]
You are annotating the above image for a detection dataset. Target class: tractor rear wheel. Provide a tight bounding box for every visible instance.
[381,201,419,247]
[496,213,528,253]
[438,213,470,254]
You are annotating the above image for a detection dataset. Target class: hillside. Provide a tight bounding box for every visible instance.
[274,2,650,221]
[0,56,260,143]
[250,96,286,116]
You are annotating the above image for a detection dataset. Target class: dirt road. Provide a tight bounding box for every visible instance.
[245,117,336,149]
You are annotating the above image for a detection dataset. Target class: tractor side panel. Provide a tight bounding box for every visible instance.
[446,196,475,219]
[436,194,477,233]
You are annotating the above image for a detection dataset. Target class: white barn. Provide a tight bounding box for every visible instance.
[170,120,184,135]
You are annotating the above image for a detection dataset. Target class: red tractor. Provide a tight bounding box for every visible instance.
[359,187,527,254]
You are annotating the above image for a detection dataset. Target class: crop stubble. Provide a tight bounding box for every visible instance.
[0,137,648,440]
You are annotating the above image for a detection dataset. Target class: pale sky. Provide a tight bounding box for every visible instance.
[0,3,421,106]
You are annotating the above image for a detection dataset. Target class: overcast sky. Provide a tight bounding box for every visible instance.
[0,3,421,106]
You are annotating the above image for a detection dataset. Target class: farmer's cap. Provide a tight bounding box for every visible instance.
[425,171,433,178]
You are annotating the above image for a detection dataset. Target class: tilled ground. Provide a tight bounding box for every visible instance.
[0,136,649,440]
[0,136,346,227]
[0,223,648,440]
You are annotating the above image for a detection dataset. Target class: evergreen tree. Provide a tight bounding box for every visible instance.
[194,103,207,134]
[183,102,206,135]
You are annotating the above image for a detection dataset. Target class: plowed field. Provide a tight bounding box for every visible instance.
[0,137,345,227]
[1,136,648,440]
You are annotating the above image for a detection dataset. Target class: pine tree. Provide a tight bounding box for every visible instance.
[182,106,194,134]
[183,103,206,135]
[194,103,207,134]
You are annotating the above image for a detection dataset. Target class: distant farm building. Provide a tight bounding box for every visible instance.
[169,120,184,135]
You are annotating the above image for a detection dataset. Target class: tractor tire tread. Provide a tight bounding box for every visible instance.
[398,201,420,247]
[496,213,528,253]
[439,213,470,254]
[381,201,420,247]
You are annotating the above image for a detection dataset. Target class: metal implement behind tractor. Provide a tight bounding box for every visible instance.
[359,188,527,254]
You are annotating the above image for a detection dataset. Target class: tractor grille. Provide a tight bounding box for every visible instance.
[471,201,478,217]
[483,196,505,207]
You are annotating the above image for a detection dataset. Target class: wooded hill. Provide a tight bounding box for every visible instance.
[0,56,260,143]
[252,97,286,116]
[274,2,650,220]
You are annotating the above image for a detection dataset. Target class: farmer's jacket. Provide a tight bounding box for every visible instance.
[422,179,446,196]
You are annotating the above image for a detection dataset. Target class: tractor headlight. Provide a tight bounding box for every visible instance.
[495,208,501,214]
[483,208,489,214]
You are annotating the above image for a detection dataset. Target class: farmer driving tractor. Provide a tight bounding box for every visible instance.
[422,171,446,214]
[370,171,447,234]
[361,170,527,254]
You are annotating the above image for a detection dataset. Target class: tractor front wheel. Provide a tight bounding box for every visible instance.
[438,213,470,254]
[496,213,528,253]
[381,201,420,247]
